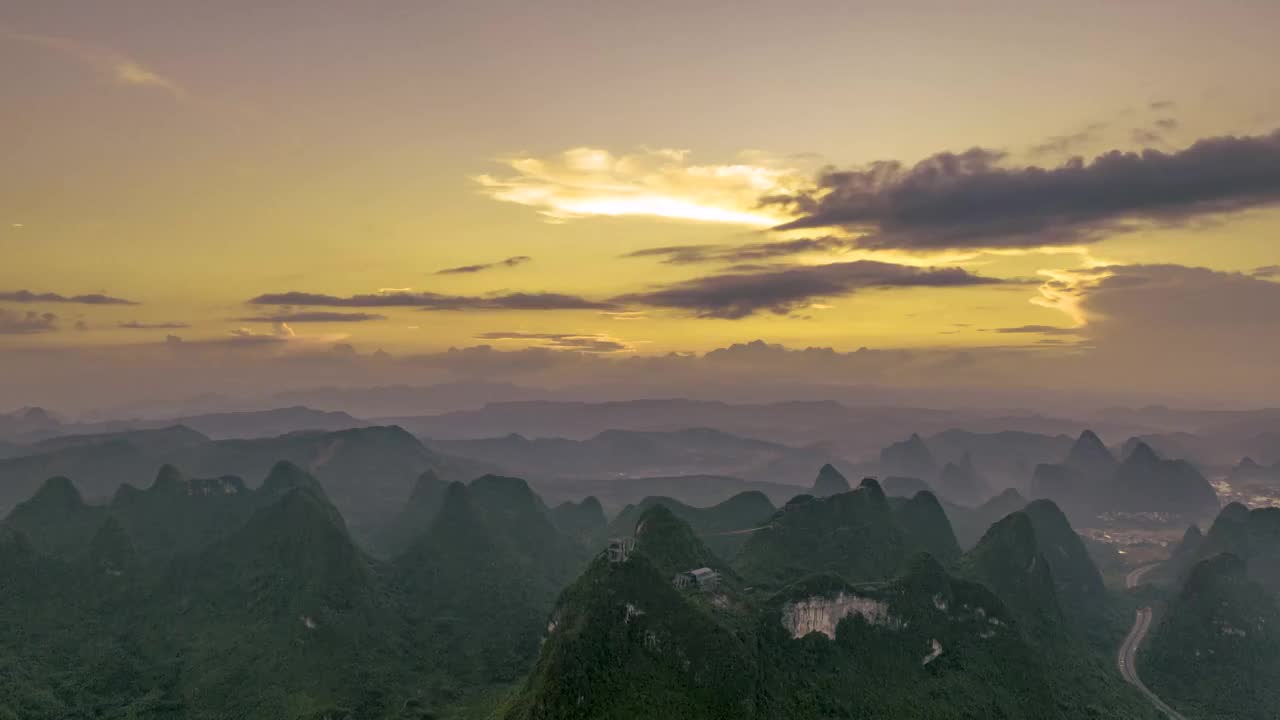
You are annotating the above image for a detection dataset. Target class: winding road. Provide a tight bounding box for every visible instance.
[1118,564,1187,720]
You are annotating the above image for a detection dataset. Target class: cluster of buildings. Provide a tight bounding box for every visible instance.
[606,536,722,591]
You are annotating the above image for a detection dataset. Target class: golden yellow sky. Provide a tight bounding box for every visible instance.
[2,2,1280,409]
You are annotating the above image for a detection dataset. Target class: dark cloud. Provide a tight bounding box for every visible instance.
[0,290,137,305]
[475,331,630,353]
[1153,118,1179,131]
[1028,123,1107,157]
[247,290,611,311]
[119,321,191,330]
[613,260,1002,319]
[1061,264,1280,386]
[232,311,385,323]
[0,310,59,334]
[1149,100,1176,111]
[435,256,532,275]
[624,236,855,265]
[769,130,1280,249]
[990,324,1082,335]
[1252,265,1280,278]
[623,244,722,264]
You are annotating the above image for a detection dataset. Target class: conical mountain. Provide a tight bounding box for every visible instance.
[734,478,905,589]
[811,463,850,497]
[858,476,887,503]
[1063,430,1116,478]
[375,468,450,555]
[981,487,1026,516]
[1174,523,1204,559]
[467,474,583,576]
[197,485,369,606]
[1111,442,1218,516]
[1229,457,1280,484]
[1190,504,1280,593]
[258,459,326,497]
[880,433,937,480]
[1,475,106,557]
[634,504,730,580]
[1123,441,1160,466]
[1161,523,1206,585]
[1021,499,1105,621]
[549,495,606,543]
[947,487,1027,549]
[468,474,554,536]
[156,485,412,718]
[395,479,584,683]
[895,490,962,565]
[1145,553,1280,719]
[959,511,1063,639]
[605,491,776,561]
[20,475,83,510]
[84,514,139,578]
[503,551,756,720]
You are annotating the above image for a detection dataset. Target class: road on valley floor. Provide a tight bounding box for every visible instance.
[1118,564,1187,720]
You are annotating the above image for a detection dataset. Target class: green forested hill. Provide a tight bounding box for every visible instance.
[505,489,1159,720]
[0,466,587,719]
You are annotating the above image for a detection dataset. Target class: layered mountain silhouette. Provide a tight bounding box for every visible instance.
[937,452,989,506]
[879,433,937,482]
[430,427,844,487]
[1031,431,1219,519]
[0,424,494,541]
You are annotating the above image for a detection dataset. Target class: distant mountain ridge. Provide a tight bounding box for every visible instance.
[0,424,496,541]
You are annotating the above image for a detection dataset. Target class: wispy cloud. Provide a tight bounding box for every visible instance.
[1028,123,1107,158]
[475,331,633,353]
[475,147,812,226]
[1,27,185,100]
[988,324,1083,335]
[436,256,532,275]
[232,311,386,323]
[0,289,137,305]
[119,320,190,330]
[624,236,858,265]
[248,289,611,311]
[0,310,59,334]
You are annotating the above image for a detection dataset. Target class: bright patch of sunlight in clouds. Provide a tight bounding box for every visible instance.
[475,147,813,226]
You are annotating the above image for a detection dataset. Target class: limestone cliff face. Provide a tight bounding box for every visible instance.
[781,592,898,639]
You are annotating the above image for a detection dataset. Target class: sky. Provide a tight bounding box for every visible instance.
[2,0,1280,413]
